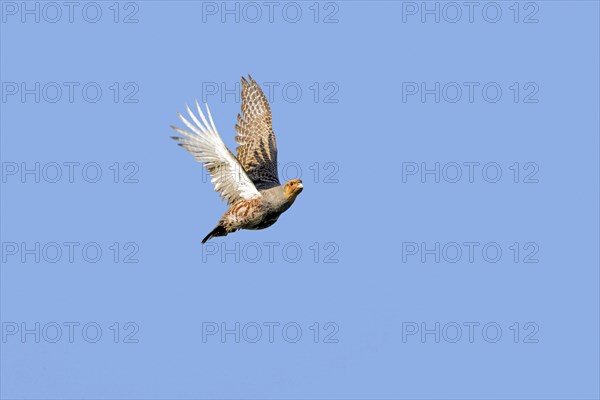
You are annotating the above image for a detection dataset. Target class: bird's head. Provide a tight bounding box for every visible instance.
[284,179,304,199]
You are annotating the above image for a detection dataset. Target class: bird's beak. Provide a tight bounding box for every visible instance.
[297,182,304,189]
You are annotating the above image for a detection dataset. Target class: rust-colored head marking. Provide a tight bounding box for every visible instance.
[284,179,304,198]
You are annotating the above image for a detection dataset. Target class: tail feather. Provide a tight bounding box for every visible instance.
[202,225,228,244]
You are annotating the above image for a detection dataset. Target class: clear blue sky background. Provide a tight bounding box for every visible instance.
[1,1,599,399]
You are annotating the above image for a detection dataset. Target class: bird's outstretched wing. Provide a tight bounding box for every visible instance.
[235,75,280,190]
[171,101,261,205]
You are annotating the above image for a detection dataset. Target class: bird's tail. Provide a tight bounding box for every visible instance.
[202,224,228,244]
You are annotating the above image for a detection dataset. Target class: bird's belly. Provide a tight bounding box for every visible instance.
[223,198,285,231]
[246,212,281,230]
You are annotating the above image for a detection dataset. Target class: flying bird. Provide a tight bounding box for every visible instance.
[171,75,304,243]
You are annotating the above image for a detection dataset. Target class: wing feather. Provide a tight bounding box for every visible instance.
[171,102,260,205]
[235,75,280,190]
